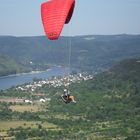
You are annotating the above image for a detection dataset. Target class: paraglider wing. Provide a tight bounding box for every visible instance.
[41,0,75,40]
[65,0,75,24]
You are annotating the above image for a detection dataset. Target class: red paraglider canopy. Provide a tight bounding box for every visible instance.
[41,0,75,40]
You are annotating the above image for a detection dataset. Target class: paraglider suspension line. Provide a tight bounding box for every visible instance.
[68,29,72,76]
[65,24,72,89]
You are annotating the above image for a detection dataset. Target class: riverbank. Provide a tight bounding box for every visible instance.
[0,67,69,90]
[16,72,93,92]
[0,69,51,79]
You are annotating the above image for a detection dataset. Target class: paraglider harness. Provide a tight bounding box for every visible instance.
[61,95,71,103]
[61,89,76,104]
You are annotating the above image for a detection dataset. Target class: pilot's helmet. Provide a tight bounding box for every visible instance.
[64,89,67,92]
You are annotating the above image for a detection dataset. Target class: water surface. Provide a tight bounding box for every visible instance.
[0,67,69,90]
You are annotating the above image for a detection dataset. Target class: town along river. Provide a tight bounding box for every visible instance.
[0,67,69,90]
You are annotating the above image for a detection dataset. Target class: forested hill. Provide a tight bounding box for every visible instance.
[47,58,140,139]
[0,55,30,76]
[109,58,140,80]
[0,34,140,73]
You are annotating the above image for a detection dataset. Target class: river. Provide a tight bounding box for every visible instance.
[0,67,69,90]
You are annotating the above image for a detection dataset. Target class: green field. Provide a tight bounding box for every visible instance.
[0,120,58,130]
[9,104,41,113]
[0,120,59,139]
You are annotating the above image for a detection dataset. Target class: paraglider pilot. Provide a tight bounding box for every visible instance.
[63,89,70,100]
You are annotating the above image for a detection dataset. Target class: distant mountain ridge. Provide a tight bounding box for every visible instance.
[0,34,140,74]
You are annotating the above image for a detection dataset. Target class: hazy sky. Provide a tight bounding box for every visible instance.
[0,0,140,36]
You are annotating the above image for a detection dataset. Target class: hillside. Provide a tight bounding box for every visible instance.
[0,55,31,76]
[0,34,140,74]
[0,58,140,139]
[45,58,140,139]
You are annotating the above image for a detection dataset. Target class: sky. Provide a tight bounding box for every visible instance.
[0,0,140,37]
